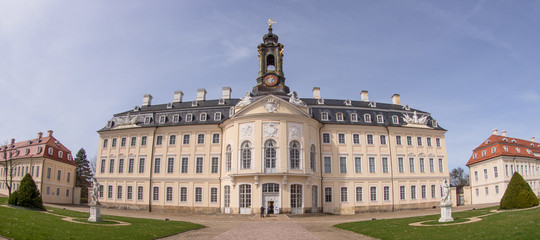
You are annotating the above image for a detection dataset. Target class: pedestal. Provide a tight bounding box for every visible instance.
[438,203,454,222]
[88,204,103,222]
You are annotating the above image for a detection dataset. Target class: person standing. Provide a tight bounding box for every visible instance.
[260,206,265,218]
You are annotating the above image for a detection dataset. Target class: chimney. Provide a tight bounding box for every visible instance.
[196,88,207,101]
[10,138,15,144]
[312,87,321,99]
[492,129,499,136]
[37,132,43,139]
[222,87,232,100]
[173,91,184,103]
[361,90,369,102]
[142,94,153,107]
[531,137,536,143]
[47,130,53,137]
[501,130,507,137]
[391,94,401,105]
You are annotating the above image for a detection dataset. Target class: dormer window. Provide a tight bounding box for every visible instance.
[526,149,532,154]
[503,138,508,142]
[491,147,496,153]
[376,115,384,123]
[28,140,32,145]
[37,146,43,154]
[368,102,376,107]
[68,154,72,161]
[48,148,53,155]
[503,146,508,152]
[321,112,329,121]
[516,147,521,153]
[432,120,438,128]
[364,114,371,123]
[511,139,517,143]
[214,112,222,121]
[351,113,358,122]
[336,113,344,121]
[159,115,166,124]
[144,117,151,124]
[229,107,235,117]
[392,115,399,124]
[25,148,30,155]
[473,153,477,159]
[200,113,207,121]
[317,98,325,105]
[172,114,179,123]
[485,140,491,144]
[58,151,63,158]
[186,113,193,122]
[166,102,173,109]
[344,100,352,106]
[481,150,486,157]
[218,99,225,105]
[107,121,114,128]
[191,101,198,107]
[134,106,140,112]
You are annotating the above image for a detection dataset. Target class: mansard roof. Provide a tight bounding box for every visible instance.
[466,134,540,166]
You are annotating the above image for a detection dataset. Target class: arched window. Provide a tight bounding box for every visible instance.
[240,141,252,169]
[264,140,277,171]
[225,145,232,172]
[336,112,344,121]
[310,145,316,172]
[392,115,399,124]
[289,141,301,169]
[266,55,275,70]
[364,114,371,123]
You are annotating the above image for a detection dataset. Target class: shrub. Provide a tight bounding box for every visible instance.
[500,172,539,209]
[8,189,19,205]
[13,173,44,209]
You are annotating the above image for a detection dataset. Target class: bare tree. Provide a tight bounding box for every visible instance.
[1,141,20,198]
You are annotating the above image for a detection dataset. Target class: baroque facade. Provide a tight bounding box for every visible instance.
[0,130,77,204]
[467,129,540,204]
[95,26,449,214]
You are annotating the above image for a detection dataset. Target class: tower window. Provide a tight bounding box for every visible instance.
[266,55,275,71]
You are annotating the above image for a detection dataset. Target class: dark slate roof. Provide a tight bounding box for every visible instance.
[98,95,445,132]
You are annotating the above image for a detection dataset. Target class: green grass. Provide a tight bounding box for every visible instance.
[0,197,204,240]
[335,207,540,240]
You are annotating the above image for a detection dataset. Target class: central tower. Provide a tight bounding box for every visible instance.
[252,24,290,96]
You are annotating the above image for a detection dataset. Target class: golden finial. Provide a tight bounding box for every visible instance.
[267,19,277,27]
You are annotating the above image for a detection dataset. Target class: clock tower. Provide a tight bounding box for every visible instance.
[253,22,290,96]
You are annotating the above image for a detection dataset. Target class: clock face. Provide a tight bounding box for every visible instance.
[264,74,279,87]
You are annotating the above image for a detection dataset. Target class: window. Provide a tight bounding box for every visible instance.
[356,187,363,202]
[369,157,376,173]
[383,186,390,201]
[431,185,436,198]
[138,158,145,173]
[421,185,427,199]
[338,133,345,144]
[396,135,402,145]
[411,186,416,199]
[144,117,151,124]
[186,113,193,122]
[485,187,489,195]
[289,141,301,169]
[436,138,441,147]
[429,158,434,173]
[200,113,207,121]
[367,134,374,145]
[262,183,280,193]
[100,160,105,174]
[376,115,384,123]
[130,137,136,146]
[183,134,190,144]
[382,157,388,173]
[57,170,62,181]
[339,157,347,173]
[166,187,173,202]
[370,186,377,201]
[169,135,176,145]
[321,112,329,121]
[226,145,232,172]
[353,134,360,144]
[419,158,425,173]
[211,187,218,203]
[128,158,134,173]
[117,186,122,199]
[474,171,478,181]
[159,115,166,124]
[407,136,412,146]
[127,186,133,200]
[197,134,205,144]
[156,136,163,145]
[505,165,509,176]
[141,136,147,146]
[214,112,222,121]
[364,114,371,123]
[495,185,499,194]
[336,112,344,121]
[351,113,358,122]
[380,135,387,145]
[196,157,203,173]
[137,186,144,200]
[121,137,126,147]
[325,187,332,202]
[154,158,161,173]
[354,157,362,173]
[417,137,422,146]
[516,147,521,153]
[195,187,202,202]
[409,158,415,172]
[108,185,113,199]
[211,157,219,173]
[109,159,115,173]
[153,186,159,201]
[241,141,252,169]
[392,115,399,124]
[48,148,53,155]
[102,138,109,148]
[181,157,189,173]
[484,169,488,179]
[172,114,179,123]
[503,146,508,152]
[340,187,348,202]
[427,137,432,147]
[438,158,444,172]
[310,145,316,172]
[324,157,332,173]
[481,150,486,157]
[180,187,187,202]
[398,157,404,173]
[212,133,220,144]
[322,133,330,143]
[167,157,175,173]
[400,186,406,200]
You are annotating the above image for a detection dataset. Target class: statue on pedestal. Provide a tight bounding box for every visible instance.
[88,177,103,222]
[439,178,454,222]
[90,177,101,205]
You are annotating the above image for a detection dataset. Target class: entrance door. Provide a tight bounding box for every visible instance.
[239,184,252,214]
[312,185,318,213]
[290,184,303,214]
[224,185,231,214]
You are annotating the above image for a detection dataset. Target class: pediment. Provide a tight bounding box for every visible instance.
[232,95,311,118]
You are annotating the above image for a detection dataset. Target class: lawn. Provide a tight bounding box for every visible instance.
[335,207,540,240]
[0,197,204,240]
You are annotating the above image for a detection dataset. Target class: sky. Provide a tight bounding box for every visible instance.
[1,0,539,172]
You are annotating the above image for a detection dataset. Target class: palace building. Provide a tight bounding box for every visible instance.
[467,129,540,204]
[95,26,449,214]
[0,130,78,204]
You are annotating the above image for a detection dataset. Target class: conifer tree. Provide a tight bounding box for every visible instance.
[500,172,539,209]
[10,173,44,209]
[74,148,92,201]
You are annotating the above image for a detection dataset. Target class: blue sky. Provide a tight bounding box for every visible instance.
[1,0,539,172]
